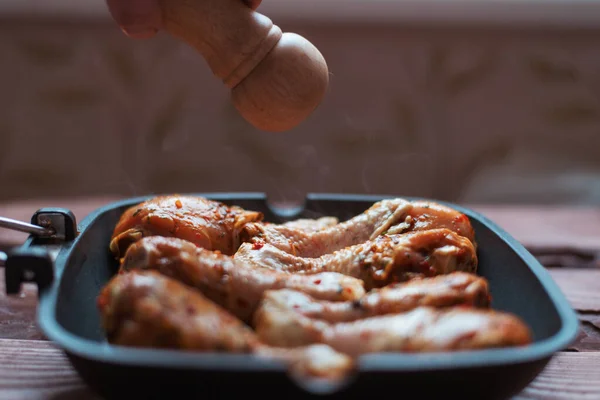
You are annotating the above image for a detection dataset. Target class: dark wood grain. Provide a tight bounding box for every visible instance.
[514,352,600,399]
[0,283,44,340]
[471,205,600,251]
[529,247,600,269]
[548,269,600,312]
[0,339,100,399]
[568,314,600,352]
[547,269,600,353]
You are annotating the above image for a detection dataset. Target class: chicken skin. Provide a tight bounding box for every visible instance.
[254,290,532,351]
[98,269,255,351]
[403,201,476,247]
[240,198,413,258]
[109,195,263,259]
[240,199,476,258]
[251,272,490,324]
[235,228,478,290]
[97,270,354,381]
[119,236,366,323]
[279,216,339,232]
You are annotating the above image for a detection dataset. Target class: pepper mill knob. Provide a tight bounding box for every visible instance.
[158,0,329,132]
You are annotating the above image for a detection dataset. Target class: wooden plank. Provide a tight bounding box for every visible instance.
[0,282,44,341]
[0,338,597,400]
[1,198,600,251]
[471,205,600,252]
[514,353,600,400]
[530,248,599,269]
[0,339,99,400]
[548,269,600,312]
[570,313,600,352]
[542,269,600,352]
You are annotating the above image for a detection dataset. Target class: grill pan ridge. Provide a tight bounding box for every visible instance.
[5,193,578,399]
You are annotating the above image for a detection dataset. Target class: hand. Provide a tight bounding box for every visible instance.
[106,0,263,39]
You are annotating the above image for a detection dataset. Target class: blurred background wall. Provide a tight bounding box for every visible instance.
[2,0,600,205]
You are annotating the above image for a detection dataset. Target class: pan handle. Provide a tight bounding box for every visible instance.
[1,208,77,296]
[3,247,55,295]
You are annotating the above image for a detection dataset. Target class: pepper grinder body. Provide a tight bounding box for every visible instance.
[159,0,329,132]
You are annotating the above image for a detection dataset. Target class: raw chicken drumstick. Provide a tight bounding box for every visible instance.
[278,216,339,232]
[109,195,341,260]
[235,228,478,289]
[97,270,354,381]
[252,272,490,324]
[254,290,532,351]
[119,236,366,323]
[109,195,263,259]
[404,200,476,246]
[240,199,476,258]
[240,198,412,258]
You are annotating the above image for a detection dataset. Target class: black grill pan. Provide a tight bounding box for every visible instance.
[3,193,579,400]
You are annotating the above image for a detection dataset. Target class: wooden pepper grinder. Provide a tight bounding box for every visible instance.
[158,0,329,132]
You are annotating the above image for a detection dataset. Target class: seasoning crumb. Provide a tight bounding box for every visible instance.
[175,199,183,209]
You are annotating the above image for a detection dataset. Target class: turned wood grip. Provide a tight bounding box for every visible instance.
[158,0,329,132]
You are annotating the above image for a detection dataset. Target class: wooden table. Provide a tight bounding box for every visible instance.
[1,198,600,399]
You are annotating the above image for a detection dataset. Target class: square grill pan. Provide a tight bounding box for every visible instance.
[3,193,579,400]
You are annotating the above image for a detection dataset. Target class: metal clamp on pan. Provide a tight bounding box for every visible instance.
[0,209,77,296]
